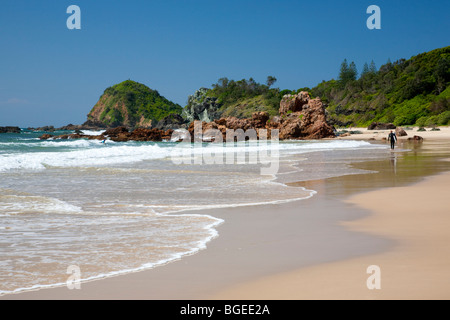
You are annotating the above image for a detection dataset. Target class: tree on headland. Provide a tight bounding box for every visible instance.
[369,60,377,73]
[266,76,277,88]
[434,57,450,94]
[311,46,450,127]
[339,59,357,86]
[361,62,370,77]
[361,60,377,79]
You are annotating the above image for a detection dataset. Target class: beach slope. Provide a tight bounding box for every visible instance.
[212,171,450,300]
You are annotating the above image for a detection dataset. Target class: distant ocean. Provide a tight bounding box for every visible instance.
[0,129,389,295]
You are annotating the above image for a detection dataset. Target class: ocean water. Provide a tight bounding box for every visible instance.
[0,129,390,295]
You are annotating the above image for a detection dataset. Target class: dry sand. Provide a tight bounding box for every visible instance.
[336,126,450,141]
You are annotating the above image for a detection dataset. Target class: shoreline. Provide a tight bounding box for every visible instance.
[1,136,450,300]
[212,171,450,300]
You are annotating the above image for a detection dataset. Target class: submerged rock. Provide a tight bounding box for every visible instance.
[408,135,424,141]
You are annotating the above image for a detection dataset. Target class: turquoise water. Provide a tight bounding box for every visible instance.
[0,129,390,295]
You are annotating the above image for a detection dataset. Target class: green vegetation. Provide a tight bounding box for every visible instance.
[89,80,182,127]
[88,47,450,129]
[205,76,284,118]
[311,46,450,127]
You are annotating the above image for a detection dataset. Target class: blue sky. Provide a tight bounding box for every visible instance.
[0,0,449,127]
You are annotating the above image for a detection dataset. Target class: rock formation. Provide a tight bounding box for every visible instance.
[38,91,335,142]
[396,127,408,137]
[0,126,21,133]
[39,126,173,142]
[185,92,335,142]
[182,88,222,123]
[154,114,187,130]
[85,80,182,129]
[277,92,335,140]
[408,135,424,141]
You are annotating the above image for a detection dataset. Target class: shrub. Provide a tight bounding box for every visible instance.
[394,114,416,126]
[438,111,450,125]
[425,115,439,127]
[416,116,428,127]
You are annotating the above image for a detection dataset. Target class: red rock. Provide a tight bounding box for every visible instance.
[279,91,310,115]
[408,135,423,141]
[278,97,335,140]
[39,134,54,140]
[396,127,408,137]
[251,112,270,128]
[103,126,129,137]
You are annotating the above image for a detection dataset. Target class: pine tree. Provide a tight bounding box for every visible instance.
[361,62,370,77]
[339,59,349,83]
[369,60,377,73]
[340,59,358,86]
[266,76,277,88]
[349,61,358,80]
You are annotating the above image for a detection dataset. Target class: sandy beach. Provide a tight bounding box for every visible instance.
[2,128,450,300]
[213,171,450,300]
[336,126,450,142]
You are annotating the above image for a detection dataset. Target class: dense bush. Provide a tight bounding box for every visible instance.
[206,76,282,117]
[97,80,182,126]
[313,46,450,127]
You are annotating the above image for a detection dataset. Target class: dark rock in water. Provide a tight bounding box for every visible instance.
[155,114,187,130]
[39,124,173,142]
[33,126,55,132]
[57,124,82,131]
[103,126,173,142]
[368,122,396,130]
[39,134,54,140]
[103,126,129,137]
[0,126,21,133]
[408,135,424,141]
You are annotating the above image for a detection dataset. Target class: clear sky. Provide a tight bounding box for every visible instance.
[0,0,449,127]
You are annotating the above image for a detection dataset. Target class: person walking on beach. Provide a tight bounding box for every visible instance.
[388,130,397,150]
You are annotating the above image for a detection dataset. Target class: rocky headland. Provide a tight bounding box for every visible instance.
[39,91,335,142]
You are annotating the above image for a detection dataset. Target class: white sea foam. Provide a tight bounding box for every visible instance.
[0,144,167,171]
[39,139,98,148]
[0,193,224,296]
[0,137,390,296]
[0,194,83,216]
[81,130,106,136]
[0,140,385,172]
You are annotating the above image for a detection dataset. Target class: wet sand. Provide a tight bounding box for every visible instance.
[212,171,450,300]
[2,133,450,300]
